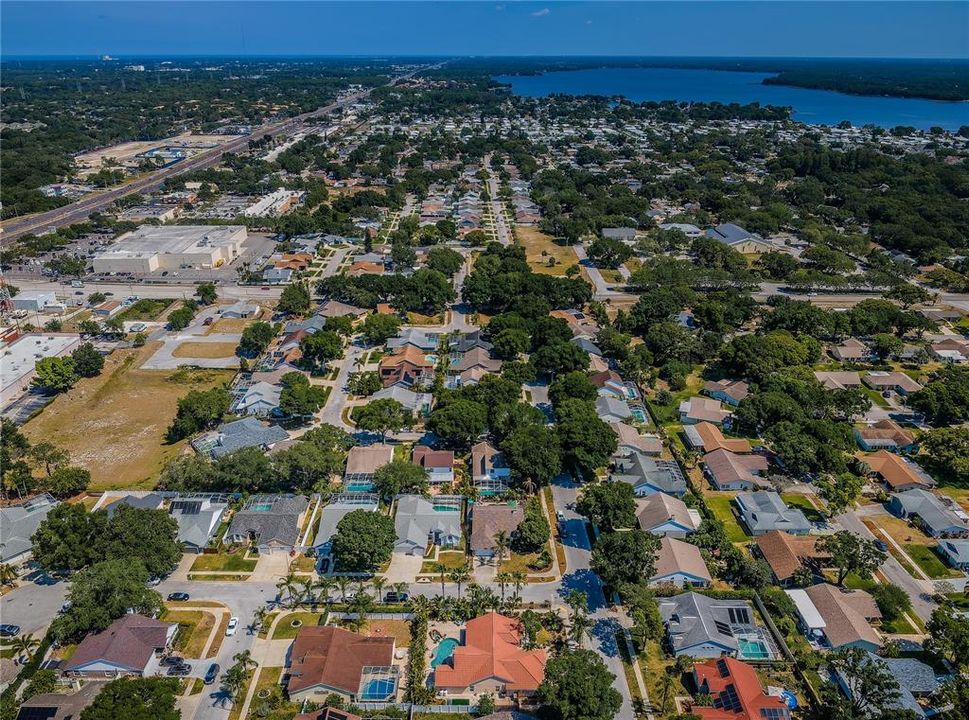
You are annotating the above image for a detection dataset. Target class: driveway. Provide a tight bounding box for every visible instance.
[0,571,67,638]
[383,553,424,584]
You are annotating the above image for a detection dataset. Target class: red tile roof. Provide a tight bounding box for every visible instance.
[434,612,546,693]
[692,657,790,720]
[287,626,395,696]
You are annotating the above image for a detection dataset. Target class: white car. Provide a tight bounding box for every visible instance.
[225,617,238,636]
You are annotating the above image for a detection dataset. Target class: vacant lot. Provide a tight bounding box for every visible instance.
[516,226,578,276]
[116,298,175,323]
[23,345,233,489]
[207,318,253,334]
[172,342,238,359]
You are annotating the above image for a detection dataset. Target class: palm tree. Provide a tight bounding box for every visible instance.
[233,649,257,672]
[510,571,526,599]
[11,633,39,662]
[275,573,298,607]
[295,577,314,607]
[349,592,375,631]
[496,572,510,601]
[569,612,593,647]
[220,665,247,704]
[314,576,334,606]
[0,563,17,587]
[335,575,353,603]
[448,566,471,600]
[250,606,268,634]
[434,562,448,597]
[391,581,408,600]
[493,531,510,567]
[370,576,387,603]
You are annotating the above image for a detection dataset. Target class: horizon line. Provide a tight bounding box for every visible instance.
[3,54,968,62]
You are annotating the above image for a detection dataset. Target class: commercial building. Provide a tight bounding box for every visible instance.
[92,224,247,274]
[1,333,81,405]
[12,291,58,313]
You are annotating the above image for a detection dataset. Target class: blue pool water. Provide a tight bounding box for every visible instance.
[359,677,397,701]
[738,638,771,659]
[431,638,459,668]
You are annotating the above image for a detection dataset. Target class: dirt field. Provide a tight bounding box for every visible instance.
[74,133,237,174]
[172,342,239,359]
[516,226,578,276]
[22,344,234,489]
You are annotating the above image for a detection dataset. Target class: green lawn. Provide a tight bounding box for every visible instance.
[862,388,890,408]
[781,494,825,523]
[881,615,917,634]
[904,544,961,579]
[271,612,325,640]
[190,551,257,573]
[116,298,175,322]
[705,494,750,542]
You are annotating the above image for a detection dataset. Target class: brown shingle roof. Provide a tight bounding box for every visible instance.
[412,445,454,470]
[687,422,752,453]
[755,530,826,582]
[652,536,711,583]
[864,450,935,490]
[345,445,394,475]
[470,504,524,552]
[64,614,173,673]
[703,448,769,487]
[804,583,881,650]
[287,626,395,696]
[856,419,916,449]
[636,493,697,534]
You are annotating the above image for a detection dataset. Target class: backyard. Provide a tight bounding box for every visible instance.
[22,345,234,489]
[705,493,750,543]
[162,609,216,658]
[780,494,826,523]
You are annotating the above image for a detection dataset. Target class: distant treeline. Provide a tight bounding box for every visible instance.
[442,57,969,102]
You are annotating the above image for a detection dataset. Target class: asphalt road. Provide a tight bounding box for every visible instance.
[0,65,439,244]
[0,572,68,639]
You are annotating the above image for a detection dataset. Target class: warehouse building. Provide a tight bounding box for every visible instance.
[92,225,247,274]
[1,333,81,404]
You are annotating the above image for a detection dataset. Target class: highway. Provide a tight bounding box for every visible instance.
[0,64,438,245]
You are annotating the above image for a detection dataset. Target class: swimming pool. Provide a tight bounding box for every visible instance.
[738,637,772,660]
[430,637,459,668]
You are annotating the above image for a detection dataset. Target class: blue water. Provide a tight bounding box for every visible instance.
[431,637,459,668]
[496,68,969,130]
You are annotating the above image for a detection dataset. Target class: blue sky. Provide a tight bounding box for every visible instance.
[3,1,967,58]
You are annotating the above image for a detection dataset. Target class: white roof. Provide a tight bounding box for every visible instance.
[786,588,826,630]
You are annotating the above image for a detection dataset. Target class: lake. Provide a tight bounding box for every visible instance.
[495,68,968,130]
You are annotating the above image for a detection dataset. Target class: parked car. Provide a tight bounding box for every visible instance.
[0,625,21,637]
[161,655,185,667]
[167,592,190,602]
[225,617,238,636]
[204,663,220,685]
[167,663,191,676]
[59,602,72,614]
[874,540,889,552]
[384,591,408,604]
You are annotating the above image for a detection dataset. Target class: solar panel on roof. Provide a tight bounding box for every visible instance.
[714,620,734,636]
[718,683,742,712]
[15,708,58,720]
[171,500,203,515]
[717,658,730,677]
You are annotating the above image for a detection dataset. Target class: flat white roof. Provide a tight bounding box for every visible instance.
[96,224,245,259]
[786,589,826,630]
[1,333,80,389]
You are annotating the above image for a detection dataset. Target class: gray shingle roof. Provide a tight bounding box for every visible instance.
[394,495,462,551]
[203,417,289,458]
[170,497,228,550]
[227,494,309,547]
[658,592,755,655]
[0,494,57,563]
[611,453,687,496]
[736,491,811,535]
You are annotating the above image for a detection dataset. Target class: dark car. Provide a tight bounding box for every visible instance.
[0,625,21,637]
[874,540,889,552]
[167,663,191,676]
[160,655,185,667]
[383,591,409,604]
[167,592,190,602]
[204,663,220,685]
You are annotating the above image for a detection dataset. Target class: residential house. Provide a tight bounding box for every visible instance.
[929,337,969,364]
[284,315,328,335]
[864,451,936,491]
[705,223,772,254]
[702,378,749,407]
[548,309,599,338]
[318,300,369,318]
[347,261,385,276]
[449,330,494,354]
[854,419,917,453]
[378,346,435,387]
[679,396,731,426]
[658,222,703,238]
[263,266,294,285]
[451,347,502,376]
[295,709,363,720]
[611,422,662,456]
[596,395,633,424]
[590,370,629,400]
[344,445,394,491]
[225,494,310,552]
[658,592,759,658]
[755,531,827,586]
[650,537,711,588]
[387,328,443,353]
[63,614,176,678]
[434,612,546,698]
[703,449,770,491]
[14,682,102,720]
[611,453,688,497]
[169,496,229,553]
[863,371,923,396]
[232,381,282,417]
[394,495,463,555]
[939,539,969,571]
[371,384,432,417]
[471,441,511,493]
[888,489,969,538]
[601,227,636,242]
[192,417,288,458]
[735,491,811,536]
[786,583,882,652]
[412,446,455,485]
[814,371,863,391]
[689,658,791,720]
[636,493,701,538]
[830,338,873,362]
[470,504,524,558]
[684,422,752,454]
[286,626,396,703]
[571,336,602,357]
[835,653,941,719]
[0,494,58,566]
[312,494,380,563]
[222,301,261,319]
[101,492,165,518]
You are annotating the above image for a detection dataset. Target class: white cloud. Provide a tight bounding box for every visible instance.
[495,4,505,10]
[531,8,550,17]
[585,19,593,25]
